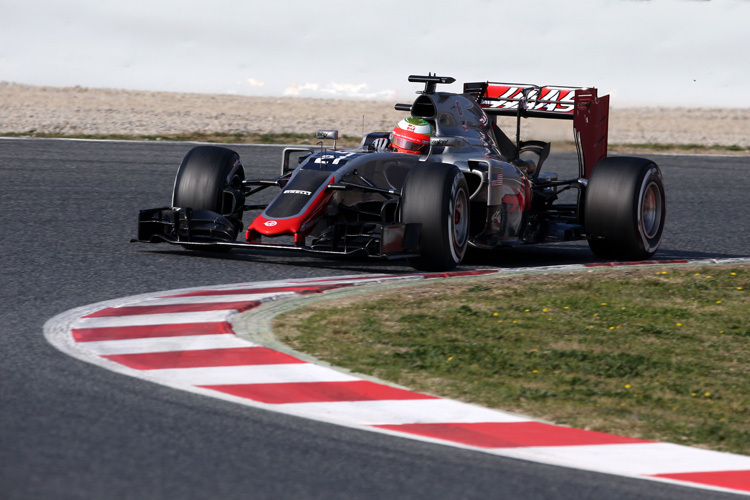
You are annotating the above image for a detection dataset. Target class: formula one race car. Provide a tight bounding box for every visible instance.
[135,74,666,271]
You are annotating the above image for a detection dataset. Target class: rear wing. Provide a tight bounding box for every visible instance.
[464,82,609,179]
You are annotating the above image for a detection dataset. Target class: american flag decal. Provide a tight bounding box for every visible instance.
[491,171,503,187]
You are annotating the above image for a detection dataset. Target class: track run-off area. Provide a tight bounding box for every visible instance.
[46,259,750,496]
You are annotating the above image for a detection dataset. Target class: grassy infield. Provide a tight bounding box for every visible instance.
[274,265,749,455]
[10,130,748,454]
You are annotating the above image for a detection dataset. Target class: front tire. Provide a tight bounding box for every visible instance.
[401,163,470,271]
[172,146,246,247]
[173,145,245,218]
[584,156,666,260]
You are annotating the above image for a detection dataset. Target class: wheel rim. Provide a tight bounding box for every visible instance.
[640,180,663,239]
[452,188,469,248]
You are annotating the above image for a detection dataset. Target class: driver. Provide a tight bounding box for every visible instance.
[372,116,432,154]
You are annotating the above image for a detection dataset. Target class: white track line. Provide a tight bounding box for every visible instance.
[274,399,532,426]
[497,442,750,476]
[146,363,361,385]
[73,310,233,329]
[81,334,256,355]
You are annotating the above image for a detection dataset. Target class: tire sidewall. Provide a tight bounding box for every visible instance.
[634,165,665,255]
[402,163,470,270]
[446,169,469,264]
[585,156,666,260]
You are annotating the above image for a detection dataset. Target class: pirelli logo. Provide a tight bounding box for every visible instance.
[284,190,312,196]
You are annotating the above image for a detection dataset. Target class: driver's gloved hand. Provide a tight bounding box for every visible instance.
[371,137,390,152]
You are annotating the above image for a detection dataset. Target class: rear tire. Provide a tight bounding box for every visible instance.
[401,163,470,271]
[584,156,666,260]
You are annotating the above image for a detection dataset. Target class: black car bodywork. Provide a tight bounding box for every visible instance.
[136,74,666,271]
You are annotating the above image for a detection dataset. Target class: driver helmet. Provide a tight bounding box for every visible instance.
[390,117,432,154]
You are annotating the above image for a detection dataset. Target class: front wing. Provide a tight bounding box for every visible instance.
[133,207,422,260]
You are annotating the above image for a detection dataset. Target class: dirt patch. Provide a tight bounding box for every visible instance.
[2,82,748,149]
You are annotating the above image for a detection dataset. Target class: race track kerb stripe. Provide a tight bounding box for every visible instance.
[650,470,750,491]
[72,322,234,342]
[201,380,439,404]
[375,422,651,448]
[103,346,305,370]
[163,284,353,298]
[83,301,261,318]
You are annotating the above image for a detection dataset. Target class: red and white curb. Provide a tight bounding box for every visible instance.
[45,260,750,496]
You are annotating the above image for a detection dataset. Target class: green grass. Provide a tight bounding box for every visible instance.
[274,264,749,455]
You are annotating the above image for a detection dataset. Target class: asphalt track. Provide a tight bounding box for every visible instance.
[1,138,748,499]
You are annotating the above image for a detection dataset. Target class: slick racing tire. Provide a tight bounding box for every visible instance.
[401,163,470,271]
[172,146,246,247]
[584,156,666,261]
[173,146,245,218]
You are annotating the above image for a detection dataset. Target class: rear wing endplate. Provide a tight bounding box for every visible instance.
[464,82,609,178]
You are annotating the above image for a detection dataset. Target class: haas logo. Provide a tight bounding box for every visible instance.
[264,220,277,227]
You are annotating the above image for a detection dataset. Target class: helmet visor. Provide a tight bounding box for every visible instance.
[391,134,426,152]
